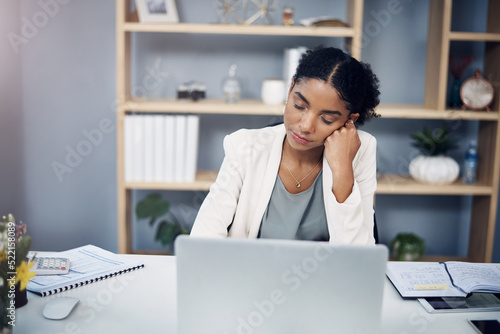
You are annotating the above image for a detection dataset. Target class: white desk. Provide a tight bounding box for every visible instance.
[15,255,500,334]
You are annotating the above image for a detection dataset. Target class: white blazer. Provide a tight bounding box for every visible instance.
[190,124,377,245]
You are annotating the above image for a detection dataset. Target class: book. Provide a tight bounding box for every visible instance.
[184,115,200,182]
[131,114,145,182]
[27,244,144,297]
[153,114,165,182]
[174,115,187,182]
[386,261,500,298]
[143,114,155,182]
[164,115,175,182]
[124,115,134,182]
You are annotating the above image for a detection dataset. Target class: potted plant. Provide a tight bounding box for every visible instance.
[1,214,36,330]
[409,125,459,184]
[390,233,425,261]
[135,194,190,250]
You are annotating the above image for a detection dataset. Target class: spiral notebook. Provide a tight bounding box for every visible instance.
[27,244,144,297]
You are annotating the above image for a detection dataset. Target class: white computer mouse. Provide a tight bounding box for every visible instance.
[43,297,80,320]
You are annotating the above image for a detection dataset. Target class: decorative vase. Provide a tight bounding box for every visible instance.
[14,282,28,308]
[409,155,459,185]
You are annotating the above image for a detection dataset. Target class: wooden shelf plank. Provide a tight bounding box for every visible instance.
[127,171,494,195]
[376,104,499,121]
[123,98,285,115]
[130,249,172,255]
[376,174,493,195]
[122,22,355,37]
[126,170,217,191]
[449,31,500,41]
[122,99,500,120]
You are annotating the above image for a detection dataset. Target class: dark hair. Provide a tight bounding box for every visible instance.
[293,47,380,125]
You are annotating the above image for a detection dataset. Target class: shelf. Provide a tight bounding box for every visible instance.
[448,31,500,42]
[122,22,356,37]
[377,104,499,121]
[126,170,217,191]
[376,174,493,196]
[116,0,500,262]
[126,171,493,196]
[123,98,285,115]
[130,249,171,255]
[122,99,500,120]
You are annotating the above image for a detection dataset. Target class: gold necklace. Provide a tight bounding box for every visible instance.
[283,158,322,188]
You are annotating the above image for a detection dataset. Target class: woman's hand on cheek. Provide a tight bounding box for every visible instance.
[324,120,361,171]
[324,120,361,202]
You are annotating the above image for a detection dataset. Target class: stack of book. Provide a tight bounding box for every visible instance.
[124,114,200,183]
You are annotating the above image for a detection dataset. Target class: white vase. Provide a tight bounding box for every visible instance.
[261,79,285,105]
[409,155,459,185]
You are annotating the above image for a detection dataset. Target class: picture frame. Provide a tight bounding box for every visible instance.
[135,0,179,23]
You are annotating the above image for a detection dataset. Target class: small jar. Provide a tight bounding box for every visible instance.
[191,82,206,101]
[282,6,294,26]
[177,83,190,100]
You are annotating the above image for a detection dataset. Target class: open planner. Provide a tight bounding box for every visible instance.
[386,261,500,298]
[27,244,144,296]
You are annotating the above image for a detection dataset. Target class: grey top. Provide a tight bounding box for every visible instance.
[258,170,329,241]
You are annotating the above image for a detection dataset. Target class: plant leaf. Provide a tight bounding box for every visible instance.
[410,125,458,156]
[136,193,170,220]
[155,221,181,246]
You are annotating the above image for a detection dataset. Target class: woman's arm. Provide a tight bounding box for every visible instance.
[323,132,377,245]
[190,136,244,237]
[323,120,361,203]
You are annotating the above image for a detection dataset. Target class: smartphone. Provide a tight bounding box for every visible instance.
[468,319,500,334]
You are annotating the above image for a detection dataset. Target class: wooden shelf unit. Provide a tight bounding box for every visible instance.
[421,0,500,263]
[116,0,365,254]
[116,0,500,261]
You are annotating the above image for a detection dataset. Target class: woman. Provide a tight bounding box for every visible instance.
[190,47,380,245]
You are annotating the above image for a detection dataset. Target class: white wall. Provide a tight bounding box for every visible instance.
[13,0,117,251]
[1,0,499,260]
[0,0,23,218]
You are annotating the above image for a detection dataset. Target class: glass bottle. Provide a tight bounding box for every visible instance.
[463,140,478,184]
[222,64,241,104]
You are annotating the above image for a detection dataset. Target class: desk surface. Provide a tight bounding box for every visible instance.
[15,255,500,334]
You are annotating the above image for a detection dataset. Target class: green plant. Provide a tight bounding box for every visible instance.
[390,233,425,261]
[135,194,190,247]
[410,125,458,156]
[1,214,35,329]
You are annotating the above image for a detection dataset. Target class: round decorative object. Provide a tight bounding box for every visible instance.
[460,70,494,111]
[409,155,459,185]
[261,79,285,105]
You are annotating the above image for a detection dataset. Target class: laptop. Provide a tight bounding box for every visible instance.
[175,236,388,334]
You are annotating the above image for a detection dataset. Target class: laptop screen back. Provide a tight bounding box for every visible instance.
[176,236,388,334]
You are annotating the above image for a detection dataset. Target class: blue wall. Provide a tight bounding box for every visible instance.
[1,0,499,261]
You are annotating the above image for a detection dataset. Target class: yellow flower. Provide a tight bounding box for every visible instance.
[15,260,36,291]
[0,250,7,262]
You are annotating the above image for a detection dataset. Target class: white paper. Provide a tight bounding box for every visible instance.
[27,245,144,296]
[386,262,465,298]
